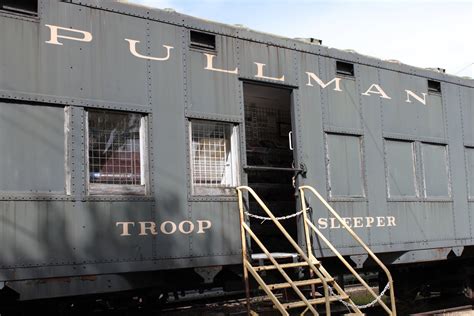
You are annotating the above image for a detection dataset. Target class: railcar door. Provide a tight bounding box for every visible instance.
[243,82,302,253]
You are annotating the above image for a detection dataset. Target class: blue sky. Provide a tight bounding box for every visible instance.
[129,0,473,78]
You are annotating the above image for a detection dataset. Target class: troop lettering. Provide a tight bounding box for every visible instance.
[45,24,430,106]
[116,220,212,236]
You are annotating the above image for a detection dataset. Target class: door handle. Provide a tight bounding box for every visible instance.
[288,131,294,150]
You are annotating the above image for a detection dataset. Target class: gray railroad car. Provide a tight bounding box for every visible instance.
[0,0,473,309]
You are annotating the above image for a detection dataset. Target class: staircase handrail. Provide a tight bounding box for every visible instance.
[237,186,333,315]
[299,185,396,315]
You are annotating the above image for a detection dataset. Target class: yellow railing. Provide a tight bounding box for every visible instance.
[299,185,397,315]
[237,186,363,315]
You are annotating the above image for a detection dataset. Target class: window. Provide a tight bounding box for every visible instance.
[0,102,65,193]
[190,120,239,195]
[421,143,450,197]
[466,147,474,199]
[336,61,354,77]
[0,0,37,15]
[190,30,216,50]
[428,80,441,94]
[385,140,417,197]
[87,110,147,195]
[326,133,364,197]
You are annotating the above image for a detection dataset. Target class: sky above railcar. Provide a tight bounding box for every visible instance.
[129,0,474,79]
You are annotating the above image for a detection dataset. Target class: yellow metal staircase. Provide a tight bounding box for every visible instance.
[236,185,397,315]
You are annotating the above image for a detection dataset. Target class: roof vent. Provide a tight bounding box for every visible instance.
[295,38,322,45]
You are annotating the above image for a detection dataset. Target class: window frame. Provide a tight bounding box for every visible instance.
[385,139,418,199]
[325,132,366,200]
[384,138,452,201]
[85,110,149,196]
[189,119,240,197]
[420,142,451,198]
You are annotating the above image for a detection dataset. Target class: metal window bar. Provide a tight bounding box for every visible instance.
[192,121,233,187]
[88,111,142,185]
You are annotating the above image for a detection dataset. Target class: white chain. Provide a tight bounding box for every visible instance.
[328,282,390,310]
[244,208,308,223]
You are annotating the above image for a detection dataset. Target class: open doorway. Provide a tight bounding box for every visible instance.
[243,83,297,253]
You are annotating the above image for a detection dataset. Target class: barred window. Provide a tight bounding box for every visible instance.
[190,120,239,195]
[87,110,147,195]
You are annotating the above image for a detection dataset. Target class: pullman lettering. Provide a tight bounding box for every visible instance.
[45,24,431,106]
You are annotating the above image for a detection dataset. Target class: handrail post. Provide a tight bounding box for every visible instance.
[237,189,251,315]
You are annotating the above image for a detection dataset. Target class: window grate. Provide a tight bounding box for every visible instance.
[191,121,232,188]
[88,111,142,185]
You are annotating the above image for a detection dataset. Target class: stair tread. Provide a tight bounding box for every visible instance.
[267,277,334,290]
[251,252,299,260]
[281,295,349,309]
[254,261,319,271]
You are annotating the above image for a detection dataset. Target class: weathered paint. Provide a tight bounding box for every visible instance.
[0,0,473,300]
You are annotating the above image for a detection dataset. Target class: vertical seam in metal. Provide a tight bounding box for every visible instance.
[443,84,457,239]
[181,27,194,257]
[459,86,472,238]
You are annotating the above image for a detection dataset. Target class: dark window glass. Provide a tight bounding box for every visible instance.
[190,30,216,50]
[428,80,441,94]
[1,0,37,15]
[336,61,354,77]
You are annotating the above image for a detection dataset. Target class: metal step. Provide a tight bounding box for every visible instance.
[266,277,334,290]
[254,261,316,271]
[251,252,299,261]
[281,294,349,309]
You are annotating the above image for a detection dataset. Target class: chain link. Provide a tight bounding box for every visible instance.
[328,282,390,310]
[245,208,308,223]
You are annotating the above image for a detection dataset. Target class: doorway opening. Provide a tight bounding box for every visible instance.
[243,82,297,253]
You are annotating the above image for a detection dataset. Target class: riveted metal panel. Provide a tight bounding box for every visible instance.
[239,40,296,86]
[0,17,39,94]
[0,201,74,268]
[189,202,240,260]
[73,201,155,262]
[443,83,471,239]
[380,72,437,137]
[461,87,474,144]
[316,57,362,131]
[297,53,327,195]
[388,202,454,243]
[147,22,190,259]
[40,2,149,106]
[187,34,240,116]
[357,64,390,246]
[313,202,370,251]
[0,102,65,193]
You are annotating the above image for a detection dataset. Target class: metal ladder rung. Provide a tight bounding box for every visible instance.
[254,261,319,272]
[266,277,334,290]
[281,294,349,309]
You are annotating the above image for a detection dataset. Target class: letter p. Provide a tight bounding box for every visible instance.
[45,24,92,46]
